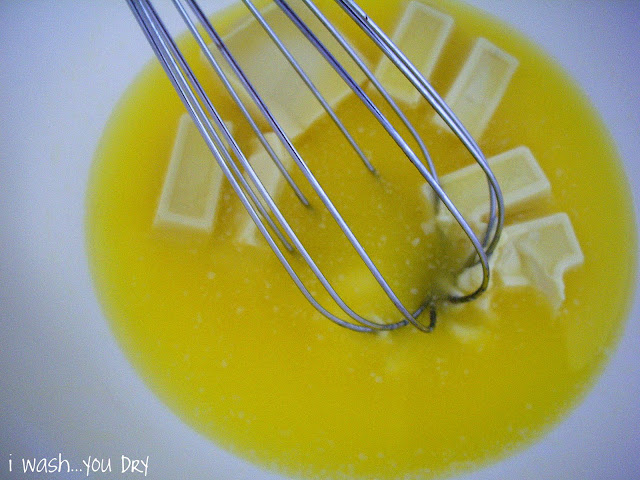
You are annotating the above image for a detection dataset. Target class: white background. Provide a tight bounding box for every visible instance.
[1,1,638,479]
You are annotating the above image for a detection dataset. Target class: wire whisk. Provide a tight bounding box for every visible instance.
[126,0,504,333]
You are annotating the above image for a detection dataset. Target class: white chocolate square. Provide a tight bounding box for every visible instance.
[425,145,551,252]
[507,212,584,310]
[434,37,518,138]
[213,2,369,140]
[154,114,226,234]
[430,145,550,225]
[374,1,453,105]
[456,213,584,312]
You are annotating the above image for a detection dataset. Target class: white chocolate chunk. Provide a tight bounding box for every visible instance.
[434,145,550,220]
[434,37,518,138]
[236,132,293,246]
[374,1,453,105]
[154,114,226,234]
[494,235,530,288]
[426,146,551,245]
[200,38,305,141]
[456,213,583,312]
[508,213,584,310]
[216,2,368,139]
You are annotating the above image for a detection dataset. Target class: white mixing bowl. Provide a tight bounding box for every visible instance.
[1,1,638,479]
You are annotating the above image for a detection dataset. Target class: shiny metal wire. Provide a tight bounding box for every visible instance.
[125,0,505,332]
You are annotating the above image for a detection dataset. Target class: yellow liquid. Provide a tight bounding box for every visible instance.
[86,1,637,479]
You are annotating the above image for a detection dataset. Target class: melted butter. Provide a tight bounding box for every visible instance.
[86,1,637,479]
